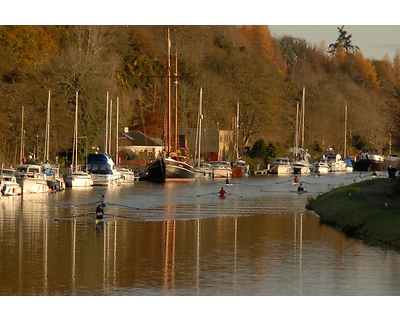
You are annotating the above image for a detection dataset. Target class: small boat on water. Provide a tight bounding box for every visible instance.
[343,157,354,172]
[292,159,311,174]
[210,161,233,179]
[0,168,22,196]
[354,149,385,171]
[119,167,136,183]
[42,163,65,191]
[269,158,292,174]
[231,159,249,178]
[65,92,94,188]
[324,153,347,172]
[86,152,122,186]
[16,163,49,194]
[194,162,214,179]
[313,158,329,174]
[65,167,93,187]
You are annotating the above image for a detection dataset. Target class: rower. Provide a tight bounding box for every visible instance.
[219,186,227,198]
[297,183,304,193]
[226,175,230,185]
[293,175,299,184]
[96,204,104,219]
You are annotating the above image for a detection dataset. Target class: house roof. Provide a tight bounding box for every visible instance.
[120,130,162,147]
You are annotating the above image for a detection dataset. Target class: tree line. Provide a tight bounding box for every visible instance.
[0,25,399,168]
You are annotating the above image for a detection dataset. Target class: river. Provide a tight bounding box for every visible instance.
[1,171,400,299]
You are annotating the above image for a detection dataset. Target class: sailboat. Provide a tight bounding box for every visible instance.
[15,106,49,194]
[194,87,213,179]
[291,88,311,174]
[65,92,93,188]
[42,90,65,191]
[146,28,195,183]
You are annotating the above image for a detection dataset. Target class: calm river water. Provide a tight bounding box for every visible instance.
[1,171,400,299]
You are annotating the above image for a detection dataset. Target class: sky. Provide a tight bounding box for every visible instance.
[4,1,400,61]
[268,25,400,61]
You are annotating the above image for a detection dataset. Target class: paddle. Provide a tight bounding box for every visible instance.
[196,192,218,197]
[54,212,94,221]
[275,179,293,184]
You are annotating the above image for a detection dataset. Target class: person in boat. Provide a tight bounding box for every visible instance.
[100,195,107,208]
[297,183,304,193]
[226,175,230,185]
[219,186,227,198]
[293,176,299,184]
[96,204,104,219]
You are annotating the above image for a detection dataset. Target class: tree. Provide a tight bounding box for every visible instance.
[328,26,360,54]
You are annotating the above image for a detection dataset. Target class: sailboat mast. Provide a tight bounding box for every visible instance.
[344,104,347,158]
[116,97,119,165]
[167,28,171,156]
[109,99,113,156]
[20,106,24,164]
[74,92,78,169]
[105,91,109,154]
[236,102,240,159]
[301,87,305,150]
[174,49,179,152]
[295,102,299,160]
[198,88,203,165]
[44,90,51,162]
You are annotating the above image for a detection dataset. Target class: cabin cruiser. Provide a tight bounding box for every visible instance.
[313,158,329,174]
[0,168,22,196]
[15,163,49,194]
[269,157,292,174]
[65,166,93,187]
[323,153,346,172]
[86,152,122,186]
[194,162,214,179]
[210,161,233,179]
[42,162,65,191]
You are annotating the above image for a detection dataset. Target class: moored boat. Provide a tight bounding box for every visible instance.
[86,152,122,186]
[313,158,329,174]
[353,149,385,172]
[119,167,136,183]
[194,162,214,179]
[0,168,22,196]
[231,159,249,178]
[16,163,49,194]
[324,153,346,172]
[210,161,233,179]
[269,157,292,174]
[147,152,195,183]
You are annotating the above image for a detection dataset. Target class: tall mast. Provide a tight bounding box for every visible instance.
[74,92,79,168]
[109,99,113,156]
[20,106,24,164]
[174,49,179,152]
[295,102,299,160]
[44,90,51,162]
[167,28,171,156]
[236,102,240,159]
[198,88,203,165]
[105,91,109,154]
[344,104,348,158]
[301,87,305,150]
[116,97,119,164]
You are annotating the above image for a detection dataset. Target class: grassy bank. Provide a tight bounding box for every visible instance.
[308,178,400,249]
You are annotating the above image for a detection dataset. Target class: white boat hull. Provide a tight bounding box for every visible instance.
[17,177,48,194]
[1,182,22,196]
[65,172,93,187]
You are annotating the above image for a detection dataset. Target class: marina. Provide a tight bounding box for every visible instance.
[1,171,400,297]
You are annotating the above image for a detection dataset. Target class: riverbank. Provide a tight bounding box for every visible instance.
[309,177,400,250]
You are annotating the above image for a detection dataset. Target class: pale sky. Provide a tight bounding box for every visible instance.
[4,1,400,61]
[268,25,400,61]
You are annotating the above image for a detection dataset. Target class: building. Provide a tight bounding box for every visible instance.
[179,128,234,161]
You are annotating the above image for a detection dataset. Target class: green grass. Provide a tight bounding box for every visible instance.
[309,179,400,249]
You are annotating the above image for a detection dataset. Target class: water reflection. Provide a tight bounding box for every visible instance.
[1,173,400,295]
